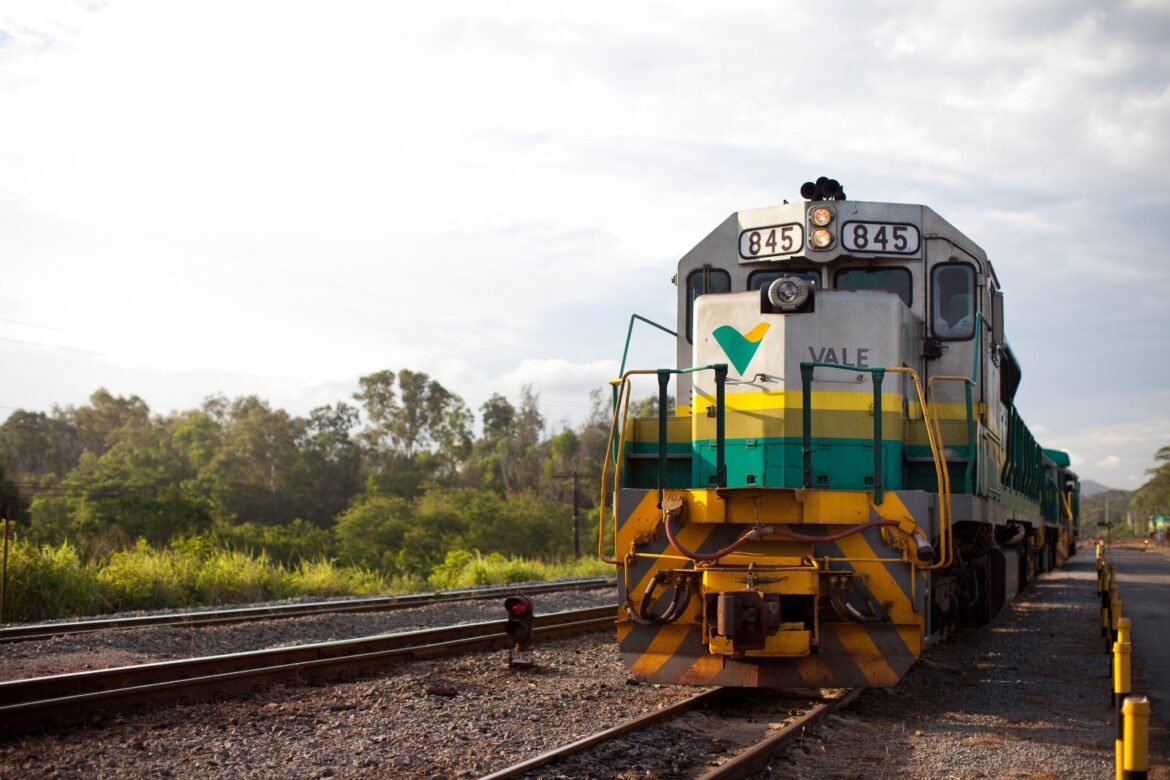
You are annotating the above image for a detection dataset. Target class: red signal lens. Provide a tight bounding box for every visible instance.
[509,602,528,615]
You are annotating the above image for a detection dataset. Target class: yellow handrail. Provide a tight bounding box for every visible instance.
[598,370,663,564]
[926,374,977,571]
[887,367,951,570]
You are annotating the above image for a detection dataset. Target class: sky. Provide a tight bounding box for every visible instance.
[1,0,1168,489]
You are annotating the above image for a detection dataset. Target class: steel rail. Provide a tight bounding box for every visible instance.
[478,687,861,780]
[0,606,615,736]
[0,577,615,644]
[479,688,724,780]
[697,688,862,779]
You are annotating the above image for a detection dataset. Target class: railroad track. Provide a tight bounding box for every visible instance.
[481,686,862,779]
[0,605,615,736]
[0,576,614,644]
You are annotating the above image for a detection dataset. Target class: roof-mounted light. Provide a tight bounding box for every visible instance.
[799,177,847,202]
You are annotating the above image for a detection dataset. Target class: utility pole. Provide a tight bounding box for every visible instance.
[554,471,581,560]
[1,497,10,624]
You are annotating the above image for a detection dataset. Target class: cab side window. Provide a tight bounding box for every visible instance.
[931,264,976,340]
[686,267,731,342]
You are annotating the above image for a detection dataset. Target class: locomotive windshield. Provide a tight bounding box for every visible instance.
[833,267,912,306]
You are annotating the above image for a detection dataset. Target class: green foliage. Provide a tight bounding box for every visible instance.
[288,559,388,597]
[2,533,393,618]
[334,494,415,572]
[427,550,610,589]
[353,369,472,472]
[1,371,615,617]
[97,539,195,609]
[1132,445,1170,523]
[64,439,216,550]
[26,494,72,545]
[0,530,104,621]
[1079,489,1134,538]
[210,519,335,565]
[0,409,82,482]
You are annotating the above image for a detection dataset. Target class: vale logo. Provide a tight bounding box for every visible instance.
[712,322,770,375]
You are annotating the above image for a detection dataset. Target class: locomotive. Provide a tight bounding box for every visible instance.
[600,179,1079,688]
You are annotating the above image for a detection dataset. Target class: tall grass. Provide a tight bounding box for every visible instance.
[1,535,105,621]
[1,534,611,622]
[427,550,611,589]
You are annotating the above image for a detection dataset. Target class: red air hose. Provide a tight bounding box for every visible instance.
[769,519,899,543]
[664,508,762,562]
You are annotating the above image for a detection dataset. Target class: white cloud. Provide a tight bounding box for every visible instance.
[1098,455,1122,468]
[0,0,1167,475]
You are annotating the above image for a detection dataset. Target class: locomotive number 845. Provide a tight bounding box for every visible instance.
[600,178,1079,688]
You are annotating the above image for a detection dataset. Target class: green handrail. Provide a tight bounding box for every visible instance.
[654,363,727,502]
[799,361,886,505]
[619,314,676,380]
[963,312,982,494]
[610,314,679,469]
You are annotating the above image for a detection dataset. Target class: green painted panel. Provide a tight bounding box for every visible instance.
[691,436,904,491]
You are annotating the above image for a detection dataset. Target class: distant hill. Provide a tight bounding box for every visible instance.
[1081,479,1118,497]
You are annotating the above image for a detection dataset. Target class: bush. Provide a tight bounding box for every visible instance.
[194,548,290,604]
[96,539,194,610]
[211,519,335,565]
[427,549,611,590]
[289,559,388,597]
[0,532,104,621]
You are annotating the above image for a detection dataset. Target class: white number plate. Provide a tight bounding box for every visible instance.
[842,222,920,255]
[739,223,804,260]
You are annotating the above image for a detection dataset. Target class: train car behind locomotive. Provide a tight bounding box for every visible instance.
[600,178,1079,688]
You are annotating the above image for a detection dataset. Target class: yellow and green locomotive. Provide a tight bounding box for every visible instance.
[601,178,1079,688]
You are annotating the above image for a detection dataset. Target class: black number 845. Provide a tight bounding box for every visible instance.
[740,224,799,258]
[843,222,919,254]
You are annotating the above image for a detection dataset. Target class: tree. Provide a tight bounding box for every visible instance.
[0,462,23,524]
[206,396,304,525]
[292,403,363,526]
[1132,445,1170,523]
[353,369,473,486]
[497,386,546,495]
[0,409,81,482]
[334,493,415,571]
[71,388,154,455]
[353,370,399,453]
[60,439,215,552]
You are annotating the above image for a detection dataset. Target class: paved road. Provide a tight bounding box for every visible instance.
[1109,546,1170,723]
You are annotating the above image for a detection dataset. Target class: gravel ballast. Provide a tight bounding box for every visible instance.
[764,553,1169,779]
[3,556,1167,778]
[0,587,616,680]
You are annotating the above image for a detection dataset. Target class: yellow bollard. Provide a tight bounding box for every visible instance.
[1122,695,1150,780]
[1102,569,1111,639]
[1113,619,1132,780]
[1107,585,1121,653]
[1102,566,1114,639]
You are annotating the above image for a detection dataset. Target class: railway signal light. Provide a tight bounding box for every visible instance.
[504,596,534,668]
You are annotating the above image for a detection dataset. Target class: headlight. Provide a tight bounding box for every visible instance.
[810,228,834,249]
[809,206,833,226]
[767,277,812,312]
[773,280,800,303]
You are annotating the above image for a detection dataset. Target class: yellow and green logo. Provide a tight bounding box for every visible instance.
[712,322,769,374]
